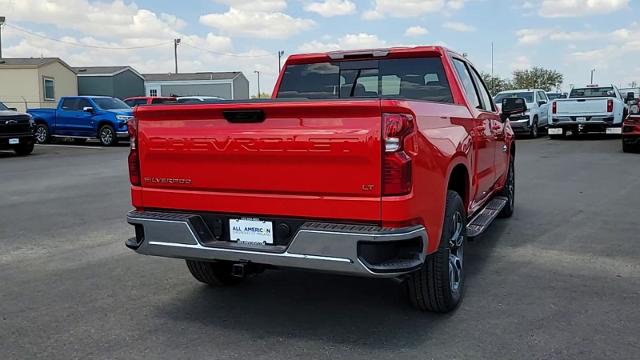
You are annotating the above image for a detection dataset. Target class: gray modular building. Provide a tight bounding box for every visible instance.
[74,66,145,99]
[143,72,249,100]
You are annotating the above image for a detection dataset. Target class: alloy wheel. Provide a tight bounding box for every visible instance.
[448,211,464,293]
[35,126,48,143]
[100,128,113,145]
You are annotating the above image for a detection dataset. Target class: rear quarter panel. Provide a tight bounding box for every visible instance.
[380,100,474,254]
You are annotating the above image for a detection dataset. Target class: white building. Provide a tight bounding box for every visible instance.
[143,72,249,100]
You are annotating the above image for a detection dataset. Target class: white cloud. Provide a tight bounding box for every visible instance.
[298,33,388,52]
[304,0,356,17]
[447,0,466,10]
[362,0,447,19]
[516,28,553,44]
[213,0,287,12]
[0,0,185,41]
[540,0,630,18]
[200,8,315,39]
[405,26,429,37]
[443,21,476,32]
[511,55,531,70]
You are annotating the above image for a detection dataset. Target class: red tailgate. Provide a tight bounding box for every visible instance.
[134,100,382,221]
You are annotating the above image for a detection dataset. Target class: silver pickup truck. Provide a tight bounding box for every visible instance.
[549,85,628,138]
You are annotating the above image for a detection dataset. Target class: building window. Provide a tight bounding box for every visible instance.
[149,89,158,97]
[43,77,55,101]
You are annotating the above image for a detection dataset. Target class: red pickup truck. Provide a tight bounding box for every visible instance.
[126,46,524,312]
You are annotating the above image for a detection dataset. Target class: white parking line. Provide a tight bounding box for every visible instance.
[36,144,105,150]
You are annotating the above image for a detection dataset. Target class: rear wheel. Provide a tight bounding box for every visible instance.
[98,125,118,146]
[498,155,515,218]
[406,191,466,313]
[14,142,34,156]
[186,260,245,286]
[623,141,637,153]
[35,124,50,144]
[529,117,539,138]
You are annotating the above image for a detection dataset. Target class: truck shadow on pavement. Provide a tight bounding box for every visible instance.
[156,224,509,349]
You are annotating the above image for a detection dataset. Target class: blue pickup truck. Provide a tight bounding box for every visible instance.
[28,96,133,146]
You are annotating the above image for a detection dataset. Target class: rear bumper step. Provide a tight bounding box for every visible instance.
[126,211,428,278]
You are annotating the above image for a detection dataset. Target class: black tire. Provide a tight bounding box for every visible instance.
[98,125,118,146]
[14,142,35,156]
[73,138,88,145]
[529,117,539,138]
[498,155,515,218]
[623,142,638,153]
[34,123,51,144]
[406,191,466,313]
[186,260,244,286]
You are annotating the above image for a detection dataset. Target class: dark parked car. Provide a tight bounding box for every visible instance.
[0,101,35,156]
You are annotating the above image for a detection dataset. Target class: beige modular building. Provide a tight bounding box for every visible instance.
[0,58,78,112]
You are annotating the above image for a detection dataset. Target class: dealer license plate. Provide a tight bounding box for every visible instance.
[229,219,274,245]
[548,128,563,135]
[576,117,587,122]
[606,128,622,134]
[9,138,19,145]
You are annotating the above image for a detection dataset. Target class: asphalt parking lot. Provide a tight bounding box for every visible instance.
[1,138,639,360]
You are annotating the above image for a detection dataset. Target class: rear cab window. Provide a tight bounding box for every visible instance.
[570,87,615,98]
[276,57,453,103]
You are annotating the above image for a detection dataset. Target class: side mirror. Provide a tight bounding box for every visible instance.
[501,97,527,121]
[538,100,547,106]
[83,106,94,113]
[627,92,636,101]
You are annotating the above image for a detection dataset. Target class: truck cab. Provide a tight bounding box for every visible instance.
[28,96,133,146]
[494,89,550,138]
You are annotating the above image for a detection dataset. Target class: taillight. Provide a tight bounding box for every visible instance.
[552,101,557,114]
[607,99,613,113]
[127,117,141,186]
[383,113,415,196]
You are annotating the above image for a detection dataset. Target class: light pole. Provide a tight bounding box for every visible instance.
[174,38,181,74]
[590,68,596,85]
[278,50,285,72]
[254,70,261,98]
[0,17,6,59]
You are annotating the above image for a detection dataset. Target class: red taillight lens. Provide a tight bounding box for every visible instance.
[383,113,415,196]
[607,99,613,113]
[127,118,141,186]
[552,101,557,114]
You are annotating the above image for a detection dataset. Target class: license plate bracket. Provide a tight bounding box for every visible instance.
[548,128,563,135]
[576,116,587,122]
[9,138,19,145]
[229,218,274,245]
[606,127,622,134]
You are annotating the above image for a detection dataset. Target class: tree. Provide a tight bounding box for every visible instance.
[511,67,563,92]
[251,92,271,99]
[629,81,638,88]
[481,72,514,96]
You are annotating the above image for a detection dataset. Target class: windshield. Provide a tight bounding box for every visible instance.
[494,92,534,103]
[93,98,130,110]
[547,93,564,100]
[0,101,8,111]
[276,57,453,103]
[570,87,615,98]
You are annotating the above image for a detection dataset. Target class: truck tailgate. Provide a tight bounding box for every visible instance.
[135,100,383,221]
[556,98,608,114]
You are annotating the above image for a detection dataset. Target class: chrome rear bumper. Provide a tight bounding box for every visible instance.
[126,211,428,278]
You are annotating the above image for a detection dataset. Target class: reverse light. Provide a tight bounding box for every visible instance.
[607,99,613,113]
[383,113,415,196]
[127,117,141,186]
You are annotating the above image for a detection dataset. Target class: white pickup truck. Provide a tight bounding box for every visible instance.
[548,85,628,138]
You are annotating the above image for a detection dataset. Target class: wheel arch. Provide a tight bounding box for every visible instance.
[96,120,115,137]
[447,163,470,211]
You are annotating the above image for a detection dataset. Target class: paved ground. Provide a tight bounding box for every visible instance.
[1,138,639,360]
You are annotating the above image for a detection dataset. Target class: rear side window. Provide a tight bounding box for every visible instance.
[452,59,480,109]
[277,58,453,103]
[61,98,78,111]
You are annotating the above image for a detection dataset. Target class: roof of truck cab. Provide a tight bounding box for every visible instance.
[286,46,456,64]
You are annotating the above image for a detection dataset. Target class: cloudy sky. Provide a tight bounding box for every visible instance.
[1,0,638,95]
